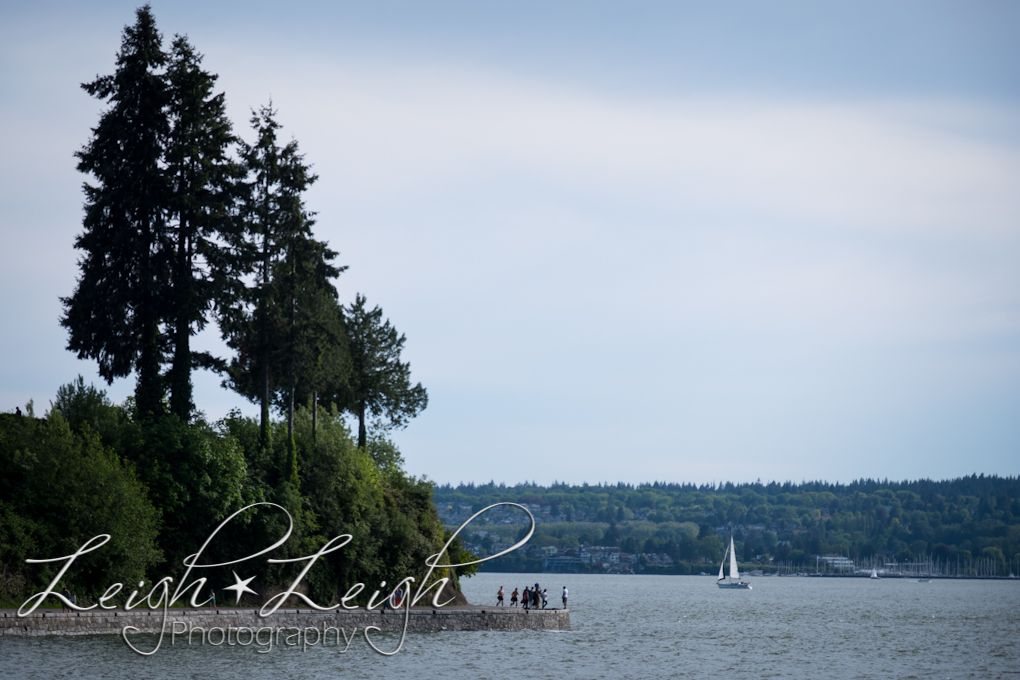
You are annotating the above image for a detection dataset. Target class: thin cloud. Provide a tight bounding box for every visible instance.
[2,22,1018,483]
[211,59,1020,238]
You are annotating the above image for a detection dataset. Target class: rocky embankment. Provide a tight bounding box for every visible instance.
[0,606,570,636]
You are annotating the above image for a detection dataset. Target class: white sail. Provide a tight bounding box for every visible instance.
[718,544,727,580]
[729,536,740,580]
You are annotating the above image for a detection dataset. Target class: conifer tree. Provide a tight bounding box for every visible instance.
[275,235,348,450]
[164,35,240,420]
[292,285,350,442]
[62,5,170,421]
[219,104,341,457]
[330,294,428,449]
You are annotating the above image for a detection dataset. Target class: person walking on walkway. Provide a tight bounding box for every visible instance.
[562,585,568,609]
[522,586,530,610]
[541,588,548,609]
[510,588,519,607]
[497,586,504,607]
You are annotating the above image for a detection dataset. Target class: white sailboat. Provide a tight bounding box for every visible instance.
[870,568,880,580]
[717,536,752,589]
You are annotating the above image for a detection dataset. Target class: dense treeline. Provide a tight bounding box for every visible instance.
[0,385,462,607]
[435,477,1020,573]
[0,6,452,608]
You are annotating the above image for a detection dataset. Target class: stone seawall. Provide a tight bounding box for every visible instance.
[0,607,569,637]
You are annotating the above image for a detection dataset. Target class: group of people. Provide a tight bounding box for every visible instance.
[60,588,78,612]
[496,584,568,610]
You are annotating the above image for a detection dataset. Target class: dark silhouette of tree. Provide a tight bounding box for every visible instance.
[63,8,241,424]
[275,223,346,458]
[62,5,170,421]
[329,293,428,449]
[164,35,241,420]
[219,104,342,463]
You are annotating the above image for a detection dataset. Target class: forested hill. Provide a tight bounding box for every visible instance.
[433,476,1020,574]
[438,476,1020,503]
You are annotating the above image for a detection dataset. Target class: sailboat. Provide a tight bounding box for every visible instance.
[717,536,752,589]
[870,568,880,580]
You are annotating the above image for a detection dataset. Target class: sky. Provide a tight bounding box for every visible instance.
[1,1,1018,486]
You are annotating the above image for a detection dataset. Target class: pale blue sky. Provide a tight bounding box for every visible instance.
[1,1,1018,485]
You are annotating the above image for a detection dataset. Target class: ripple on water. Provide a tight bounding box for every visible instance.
[2,576,1018,679]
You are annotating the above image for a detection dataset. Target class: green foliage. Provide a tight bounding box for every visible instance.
[327,293,428,448]
[436,476,1020,573]
[291,405,452,601]
[63,7,247,424]
[51,376,125,448]
[0,412,161,601]
[119,414,252,571]
[443,531,480,579]
[365,433,406,480]
[63,4,170,421]
[1,378,454,608]
[164,34,241,420]
[217,104,343,454]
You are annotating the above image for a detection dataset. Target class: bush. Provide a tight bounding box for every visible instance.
[0,411,161,602]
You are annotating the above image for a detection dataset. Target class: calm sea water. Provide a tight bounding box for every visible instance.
[2,573,1018,679]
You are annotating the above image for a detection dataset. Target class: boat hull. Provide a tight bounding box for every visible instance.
[717,582,752,589]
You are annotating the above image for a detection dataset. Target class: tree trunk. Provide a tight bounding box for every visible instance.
[286,366,297,486]
[358,400,366,449]
[258,224,271,449]
[287,358,295,454]
[136,211,163,421]
[169,222,192,420]
[285,252,297,479]
[312,390,317,441]
[136,317,164,422]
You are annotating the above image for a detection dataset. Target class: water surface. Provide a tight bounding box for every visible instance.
[2,574,1017,679]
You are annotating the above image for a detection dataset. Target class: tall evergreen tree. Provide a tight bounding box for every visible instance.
[219,104,340,458]
[62,5,170,421]
[275,235,348,451]
[164,35,240,420]
[290,285,350,442]
[330,294,428,449]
